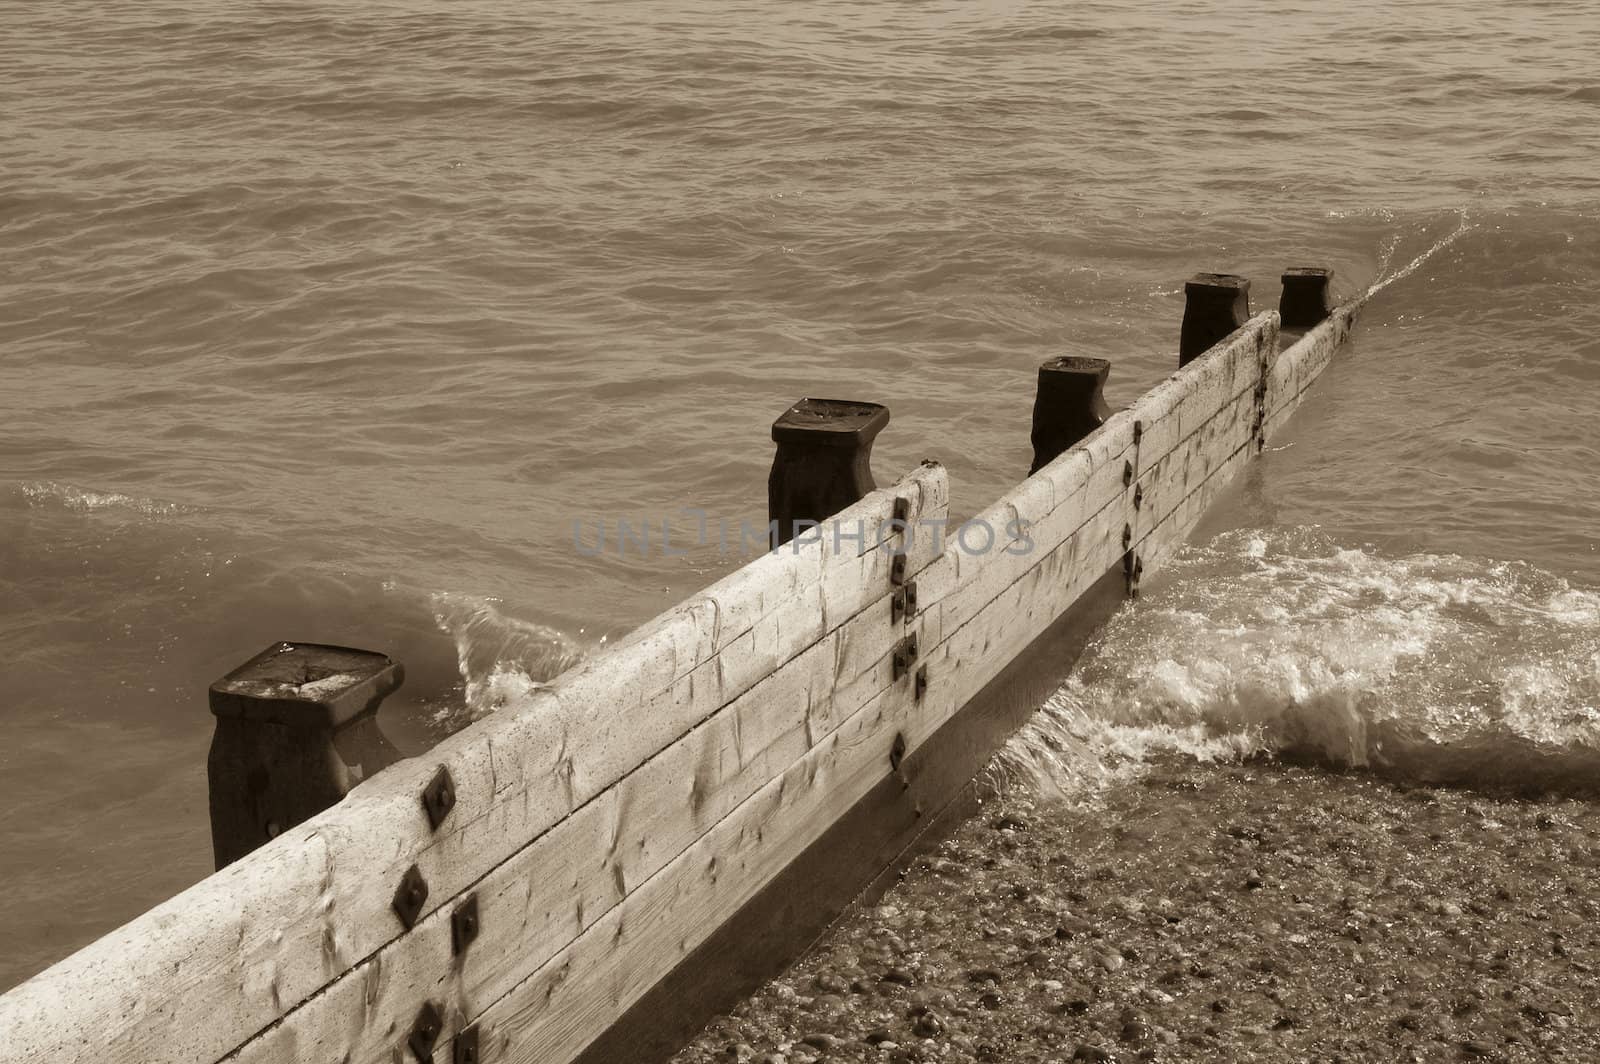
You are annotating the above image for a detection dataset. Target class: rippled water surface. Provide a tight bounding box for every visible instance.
[3,0,1598,989]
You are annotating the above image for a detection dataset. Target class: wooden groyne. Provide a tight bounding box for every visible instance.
[0,269,1361,1064]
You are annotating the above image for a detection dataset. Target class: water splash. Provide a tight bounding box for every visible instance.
[998,529,1600,801]
[1367,209,1475,298]
[19,480,192,517]
[429,592,588,724]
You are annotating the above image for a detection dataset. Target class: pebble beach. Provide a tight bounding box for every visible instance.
[671,760,1600,1064]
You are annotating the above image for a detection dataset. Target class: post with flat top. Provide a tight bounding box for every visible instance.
[1279,266,1335,329]
[1179,272,1251,367]
[207,641,403,869]
[1029,356,1112,474]
[768,398,889,549]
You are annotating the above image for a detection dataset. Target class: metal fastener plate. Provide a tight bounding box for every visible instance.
[891,581,919,624]
[889,731,907,772]
[452,895,480,956]
[892,634,919,681]
[408,1001,444,1062]
[393,864,429,930]
[421,765,456,831]
[453,1025,481,1064]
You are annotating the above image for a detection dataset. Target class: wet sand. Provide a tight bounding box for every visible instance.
[671,761,1600,1064]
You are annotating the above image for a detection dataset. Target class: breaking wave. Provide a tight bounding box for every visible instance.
[429,592,590,723]
[1001,528,1600,800]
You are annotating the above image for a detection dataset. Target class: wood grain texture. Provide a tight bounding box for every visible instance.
[0,464,948,1064]
[228,537,951,1064]
[406,317,1282,1064]
[431,467,1135,1064]
[1262,300,1363,439]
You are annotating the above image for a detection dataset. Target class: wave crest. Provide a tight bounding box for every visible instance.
[430,592,588,722]
[1000,529,1600,800]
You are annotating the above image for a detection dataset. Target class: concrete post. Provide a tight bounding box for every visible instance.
[1029,356,1112,474]
[1279,266,1335,328]
[768,398,889,549]
[207,642,403,869]
[1179,272,1251,366]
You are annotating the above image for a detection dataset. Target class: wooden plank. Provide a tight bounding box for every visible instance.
[1133,364,1259,547]
[916,313,1277,640]
[1135,396,1261,575]
[919,421,1135,639]
[426,474,1134,1064]
[0,464,948,1064]
[575,565,1130,1064]
[1262,300,1362,438]
[1133,314,1273,465]
[226,572,950,1064]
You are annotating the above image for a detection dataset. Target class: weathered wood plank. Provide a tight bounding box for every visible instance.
[918,421,1135,639]
[1137,431,1258,577]
[1134,393,1261,575]
[429,476,1132,1064]
[441,347,1284,1060]
[1133,367,1259,544]
[227,574,950,1064]
[0,465,948,1064]
[433,311,1294,1064]
[432,309,1300,1064]
[1262,300,1362,438]
[916,313,1277,640]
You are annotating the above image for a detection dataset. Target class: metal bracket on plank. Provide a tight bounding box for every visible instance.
[421,765,456,830]
[408,1001,444,1063]
[891,581,919,624]
[392,864,430,930]
[889,731,910,789]
[879,495,913,588]
[451,894,480,955]
[1253,335,1272,451]
[454,1024,476,1062]
[892,633,920,681]
[1123,415,1146,599]
[454,1025,481,1064]
[1123,551,1144,599]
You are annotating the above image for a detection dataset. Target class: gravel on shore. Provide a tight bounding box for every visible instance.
[670,760,1600,1064]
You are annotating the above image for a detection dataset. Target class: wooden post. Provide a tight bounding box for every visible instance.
[768,398,889,548]
[1279,266,1335,328]
[207,642,403,869]
[1179,272,1251,366]
[1029,356,1111,474]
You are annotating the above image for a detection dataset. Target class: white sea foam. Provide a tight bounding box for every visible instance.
[999,528,1600,801]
